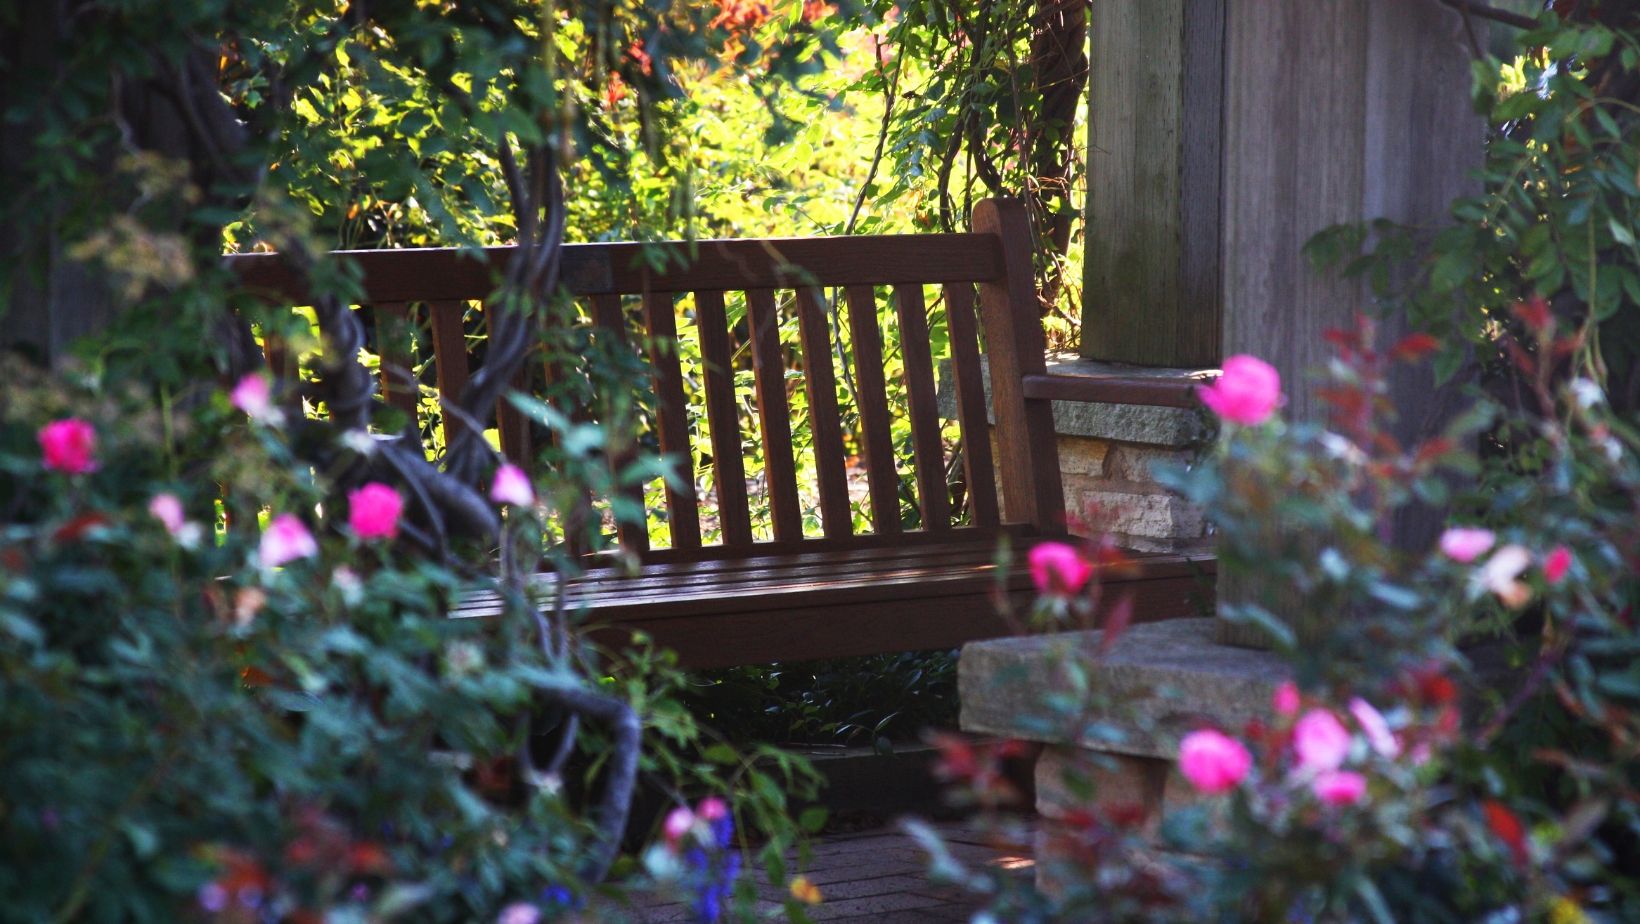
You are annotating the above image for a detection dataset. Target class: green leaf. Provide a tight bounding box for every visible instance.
[1609,217,1635,247]
[798,806,828,833]
[702,744,739,764]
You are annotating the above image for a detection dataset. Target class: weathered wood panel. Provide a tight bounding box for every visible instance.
[1221,0,1481,421]
[1081,0,1224,368]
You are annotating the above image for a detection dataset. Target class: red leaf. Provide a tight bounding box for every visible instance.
[52,513,108,543]
[1098,594,1134,655]
[1391,332,1440,361]
[1512,296,1552,334]
[1483,799,1528,865]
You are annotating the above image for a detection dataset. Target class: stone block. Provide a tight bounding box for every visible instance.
[937,356,1205,448]
[1076,490,1205,543]
[1057,436,1109,477]
[958,618,1288,760]
[1102,445,1194,484]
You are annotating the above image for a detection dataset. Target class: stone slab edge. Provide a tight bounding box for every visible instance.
[936,355,1206,448]
[958,618,1289,760]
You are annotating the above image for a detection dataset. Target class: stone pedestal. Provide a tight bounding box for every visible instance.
[959,618,1288,882]
[938,354,1213,553]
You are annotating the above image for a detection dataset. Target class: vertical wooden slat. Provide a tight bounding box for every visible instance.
[746,288,803,543]
[376,302,419,423]
[642,291,702,549]
[496,364,531,466]
[429,300,471,449]
[695,290,754,548]
[893,284,951,532]
[942,282,1001,529]
[794,288,852,538]
[844,284,902,535]
[973,199,1064,533]
[593,294,649,553]
[263,336,290,382]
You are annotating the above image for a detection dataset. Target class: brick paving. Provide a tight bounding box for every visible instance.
[628,822,1032,924]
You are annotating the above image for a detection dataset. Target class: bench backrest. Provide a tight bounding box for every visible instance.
[226,198,1065,561]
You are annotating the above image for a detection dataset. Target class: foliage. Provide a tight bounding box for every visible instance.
[684,650,958,748]
[0,1,901,921]
[0,355,838,922]
[904,14,1640,920]
[1305,6,1640,409]
[921,309,1640,921]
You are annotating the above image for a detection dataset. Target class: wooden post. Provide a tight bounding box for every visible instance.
[975,198,1065,534]
[1214,0,1485,647]
[1081,0,1224,368]
[1221,0,1484,425]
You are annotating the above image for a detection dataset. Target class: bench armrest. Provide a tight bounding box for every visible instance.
[1020,370,1217,409]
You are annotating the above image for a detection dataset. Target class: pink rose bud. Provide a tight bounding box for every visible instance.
[1348,697,1400,759]
[38,418,97,474]
[1273,680,1301,717]
[1438,527,1495,564]
[490,463,536,507]
[1311,769,1368,806]
[1293,709,1352,772]
[230,373,282,425]
[1197,355,1284,426]
[1543,546,1572,585]
[1177,729,1252,794]
[663,806,695,844]
[496,903,540,924]
[259,513,318,568]
[347,483,403,540]
[696,796,729,821]
[148,493,186,535]
[1028,542,1094,596]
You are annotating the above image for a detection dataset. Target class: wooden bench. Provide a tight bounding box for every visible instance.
[228,199,1213,668]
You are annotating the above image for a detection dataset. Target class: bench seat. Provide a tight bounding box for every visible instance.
[456,540,1213,669]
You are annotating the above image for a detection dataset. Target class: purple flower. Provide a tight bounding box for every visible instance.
[197,883,228,913]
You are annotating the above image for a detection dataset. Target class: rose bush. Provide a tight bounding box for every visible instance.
[0,353,831,923]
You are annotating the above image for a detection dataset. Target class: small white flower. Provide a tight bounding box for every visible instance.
[341,429,377,456]
[1570,378,1604,409]
[1475,544,1533,608]
[331,566,365,606]
[1603,436,1624,463]
[1319,431,1367,466]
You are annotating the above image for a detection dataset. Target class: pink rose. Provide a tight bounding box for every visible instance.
[230,373,282,425]
[259,514,318,568]
[348,483,403,540]
[1293,709,1351,772]
[1543,546,1573,585]
[38,418,97,474]
[1349,697,1399,758]
[663,806,695,845]
[1028,542,1093,596]
[1273,680,1301,717]
[1197,355,1283,426]
[496,903,540,924]
[1177,729,1252,794]
[1311,770,1368,806]
[1439,527,1495,564]
[148,493,186,534]
[490,463,536,507]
